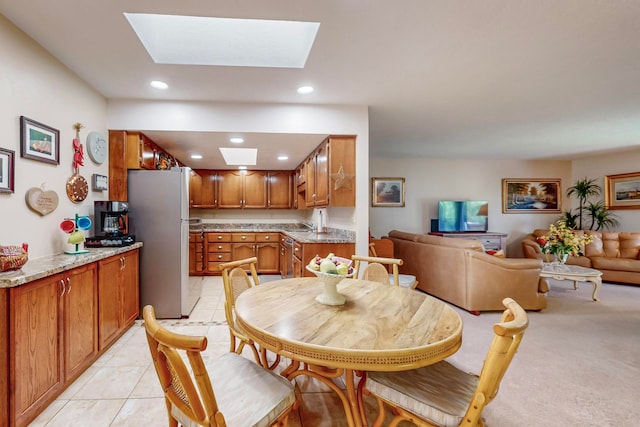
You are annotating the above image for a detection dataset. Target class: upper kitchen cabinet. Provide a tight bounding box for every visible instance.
[267,171,292,209]
[190,169,218,208]
[301,135,356,208]
[126,132,156,170]
[218,170,268,209]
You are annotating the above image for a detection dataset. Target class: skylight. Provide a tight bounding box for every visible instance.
[219,147,257,165]
[124,13,320,68]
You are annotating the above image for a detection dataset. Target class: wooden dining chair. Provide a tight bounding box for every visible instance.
[143,305,298,427]
[218,257,280,369]
[352,253,417,289]
[367,242,418,289]
[361,297,529,427]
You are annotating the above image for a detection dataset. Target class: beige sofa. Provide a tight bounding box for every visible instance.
[385,230,547,313]
[522,230,640,285]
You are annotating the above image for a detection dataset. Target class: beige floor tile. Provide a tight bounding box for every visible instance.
[57,366,99,400]
[71,366,147,399]
[27,399,67,427]
[129,365,163,398]
[42,399,125,427]
[110,397,168,426]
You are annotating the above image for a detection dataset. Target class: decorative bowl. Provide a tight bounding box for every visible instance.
[306,266,354,306]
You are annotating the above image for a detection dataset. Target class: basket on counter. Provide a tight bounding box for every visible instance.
[0,243,28,272]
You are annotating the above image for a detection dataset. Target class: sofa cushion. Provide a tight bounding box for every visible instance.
[388,230,422,242]
[591,256,640,273]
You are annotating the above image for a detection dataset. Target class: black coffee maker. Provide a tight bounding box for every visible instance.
[85,201,135,247]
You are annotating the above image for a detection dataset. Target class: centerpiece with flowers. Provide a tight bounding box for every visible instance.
[306,253,355,305]
[536,219,594,264]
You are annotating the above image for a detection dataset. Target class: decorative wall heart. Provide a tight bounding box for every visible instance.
[25,187,59,216]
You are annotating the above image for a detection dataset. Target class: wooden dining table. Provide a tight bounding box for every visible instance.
[234,277,463,427]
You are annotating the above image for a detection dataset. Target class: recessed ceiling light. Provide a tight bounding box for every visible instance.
[150,80,168,89]
[238,166,248,170]
[219,147,257,165]
[191,154,203,159]
[297,86,314,94]
[230,137,244,144]
[277,155,289,161]
[125,13,320,68]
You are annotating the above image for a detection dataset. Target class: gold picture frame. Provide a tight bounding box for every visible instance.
[605,171,640,210]
[371,177,405,207]
[502,178,561,213]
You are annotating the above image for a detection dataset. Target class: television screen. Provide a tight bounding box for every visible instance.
[438,201,488,232]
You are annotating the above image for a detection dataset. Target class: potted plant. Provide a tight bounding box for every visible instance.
[565,177,619,231]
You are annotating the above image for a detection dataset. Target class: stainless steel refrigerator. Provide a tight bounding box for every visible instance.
[128,167,201,318]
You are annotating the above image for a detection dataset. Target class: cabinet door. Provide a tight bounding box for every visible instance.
[268,171,292,209]
[243,170,268,208]
[98,256,122,349]
[279,243,288,278]
[314,142,329,206]
[327,135,356,207]
[257,242,279,274]
[63,264,98,381]
[121,250,140,327]
[200,170,218,207]
[218,170,244,208]
[305,156,316,207]
[232,243,256,261]
[189,170,202,207]
[140,134,157,170]
[10,275,64,425]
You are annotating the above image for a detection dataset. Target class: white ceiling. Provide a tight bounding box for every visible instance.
[2,1,640,169]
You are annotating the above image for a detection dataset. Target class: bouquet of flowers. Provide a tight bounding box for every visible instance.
[536,219,594,262]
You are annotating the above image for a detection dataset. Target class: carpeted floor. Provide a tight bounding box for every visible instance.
[446,280,640,427]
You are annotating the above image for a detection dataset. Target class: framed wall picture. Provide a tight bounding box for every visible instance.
[20,116,60,164]
[605,172,640,210]
[0,148,15,193]
[372,177,405,207]
[502,178,561,213]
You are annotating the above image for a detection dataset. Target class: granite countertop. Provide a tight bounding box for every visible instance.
[0,243,143,288]
[189,223,355,244]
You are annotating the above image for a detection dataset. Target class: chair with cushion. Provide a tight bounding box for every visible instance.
[143,305,298,427]
[218,257,262,365]
[361,297,528,426]
[352,250,418,290]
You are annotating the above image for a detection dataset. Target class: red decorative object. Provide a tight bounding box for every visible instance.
[0,243,28,272]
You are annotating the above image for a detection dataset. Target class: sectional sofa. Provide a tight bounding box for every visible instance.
[384,230,547,313]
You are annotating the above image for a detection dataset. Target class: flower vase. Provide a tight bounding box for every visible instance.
[557,253,569,264]
[306,266,354,306]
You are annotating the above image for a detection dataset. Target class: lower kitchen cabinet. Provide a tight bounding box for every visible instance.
[98,249,139,350]
[189,232,205,274]
[0,248,140,427]
[205,233,232,273]
[8,263,98,427]
[256,233,279,274]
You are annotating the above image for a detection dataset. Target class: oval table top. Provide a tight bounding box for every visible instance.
[235,277,463,372]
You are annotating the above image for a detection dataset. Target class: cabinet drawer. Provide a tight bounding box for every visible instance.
[232,233,256,243]
[476,237,500,247]
[256,233,279,243]
[189,233,204,243]
[207,243,231,253]
[208,252,232,263]
[293,241,303,260]
[206,233,231,243]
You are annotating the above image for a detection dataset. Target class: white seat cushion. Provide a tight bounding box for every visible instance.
[394,273,416,288]
[367,361,479,427]
[173,352,296,427]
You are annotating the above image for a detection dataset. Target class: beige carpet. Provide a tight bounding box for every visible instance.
[445,280,640,427]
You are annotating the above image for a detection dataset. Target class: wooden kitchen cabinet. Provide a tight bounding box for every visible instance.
[9,263,98,427]
[217,170,268,209]
[256,233,280,274]
[126,131,156,170]
[267,171,292,209]
[301,135,356,208]
[189,232,205,274]
[231,232,257,261]
[205,233,232,274]
[190,169,218,208]
[98,250,139,350]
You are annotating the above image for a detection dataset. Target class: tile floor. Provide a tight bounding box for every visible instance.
[28,276,394,426]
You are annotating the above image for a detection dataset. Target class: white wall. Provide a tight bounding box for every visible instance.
[572,147,640,231]
[108,100,370,256]
[0,15,109,258]
[370,157,573,256]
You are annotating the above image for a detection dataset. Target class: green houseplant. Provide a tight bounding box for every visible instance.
[565,177,619,231]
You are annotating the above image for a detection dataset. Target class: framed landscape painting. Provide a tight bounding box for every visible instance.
[0,147,15,193]
[605,172,640,210]
[502,178,561,213]
[372,177,405,207]
[20,116,60,165]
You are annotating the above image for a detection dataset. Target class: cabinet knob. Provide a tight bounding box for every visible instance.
[217,255,223,259]
[218,236,223,240]
[218,245,223,249]
[265,236,270,240]
[294,247,299,252]
[242,236,247,240]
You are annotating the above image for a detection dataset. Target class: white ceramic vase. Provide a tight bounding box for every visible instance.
[306,266,353,306]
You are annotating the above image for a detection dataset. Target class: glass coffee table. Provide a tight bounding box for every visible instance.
[540,263,602,301]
